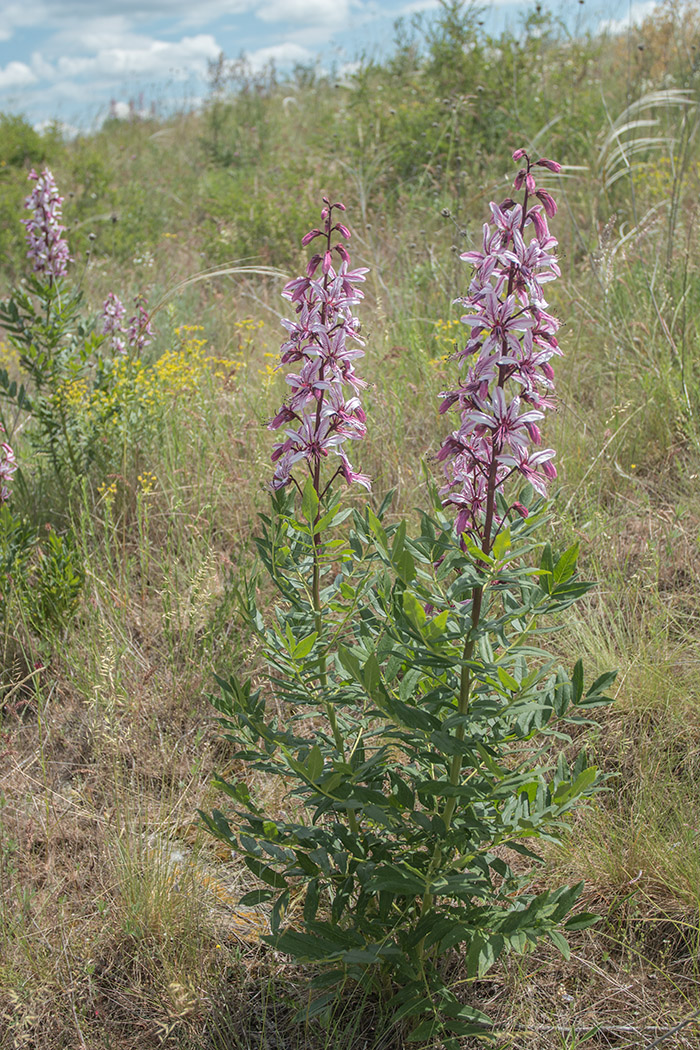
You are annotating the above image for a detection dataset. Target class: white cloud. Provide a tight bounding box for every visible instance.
[599,1,660,34]
[0,61,37,88]
[256,0,351,26]
[0,2,46,42]
[33,117,79,139]
[53,34,220,81]
[245,41,315,68]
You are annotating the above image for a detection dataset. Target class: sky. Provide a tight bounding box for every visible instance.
[0,0,660,132]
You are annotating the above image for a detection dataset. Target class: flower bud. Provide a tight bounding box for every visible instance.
[536,158,562,173]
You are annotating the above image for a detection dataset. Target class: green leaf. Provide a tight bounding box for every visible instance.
[304,878,321,923]
[292,631,317,660]
[467,932,504,977]
[571,659,584,703]
[271,889,289,935]
[238,889,275,906]
[306,745,323,782]
[407,1019,439,1042]
[497,666,519,693]
[539,543,554,594]
[363,652,383,700]
[367,867,425,895]
[291,990,338,1022]
[492,528,512,563]
[564,911,601,931]
[243,855,288,889]
[553,542,579,583]
[586,670,618,698]
[553,766,598,804]
[402,589,427,629]
[272,929,340,962]
[367,507,388,549]
[391,518,406,561]
[548,929,570,959]
[395,549,416,584]
[423,609,448,645]
[337,645,362,683]
[301,479,319,523]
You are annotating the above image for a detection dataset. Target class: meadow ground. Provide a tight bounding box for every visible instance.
[1,2,700,1047]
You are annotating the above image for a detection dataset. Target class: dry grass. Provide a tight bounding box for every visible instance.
[2,4,700,1045]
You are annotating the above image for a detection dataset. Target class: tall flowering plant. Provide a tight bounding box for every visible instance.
[100,292,155,357]
[0,168,155,482]
[202,169,614,1047]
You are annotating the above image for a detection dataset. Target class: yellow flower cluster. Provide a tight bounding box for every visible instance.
[429,317,461,369]
[97,478,118,501]
[632,154,700,203]
[137,471,157,495]
[0,341,20,369]
[234,317,265,353]
[61,325,246,445]
[51,377,90,413]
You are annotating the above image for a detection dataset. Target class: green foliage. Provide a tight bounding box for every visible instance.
[0,506,82,639]
[24,526,84,633]
[0,114,48,170]
[202,487,615,1044]
[0,275,106,482]
[0,503,36,585]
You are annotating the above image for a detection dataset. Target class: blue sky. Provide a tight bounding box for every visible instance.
[0,0,659,131]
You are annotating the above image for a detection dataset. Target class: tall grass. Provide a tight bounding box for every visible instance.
[1,1,700,1046]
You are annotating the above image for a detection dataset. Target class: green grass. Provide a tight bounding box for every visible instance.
[1,1,700,1047]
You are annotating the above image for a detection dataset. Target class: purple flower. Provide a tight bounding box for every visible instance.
[0,428,17,504]
[127,295,154,354]
[22,168,71,280]
[101,293,127,354]
[438,150,562,545]
[270,199,369,493]
[102,293,126,334]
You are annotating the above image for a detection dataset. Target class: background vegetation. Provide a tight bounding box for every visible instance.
[1,0,700,1046]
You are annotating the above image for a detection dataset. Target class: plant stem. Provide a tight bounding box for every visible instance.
[419,426,500,931]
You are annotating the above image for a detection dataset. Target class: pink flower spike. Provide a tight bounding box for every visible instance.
[22,167,71,280]
[269,201,370,492]
[438,151,562,543]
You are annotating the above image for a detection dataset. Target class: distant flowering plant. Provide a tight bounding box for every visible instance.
[269,197,370,493]
[101,293,127,354]
[22,168,71,280]
[438,148,562,547]
[0,168,157,483]
[100,292,155,356]
[0,428,16,504]
[126,293,155,355]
